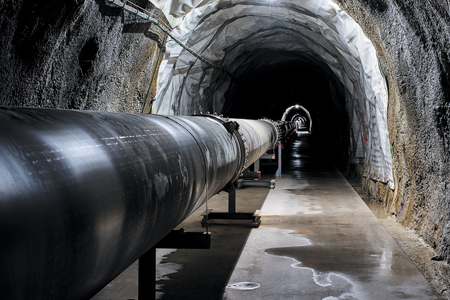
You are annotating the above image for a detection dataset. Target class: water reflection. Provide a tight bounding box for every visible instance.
[283,132,333,180]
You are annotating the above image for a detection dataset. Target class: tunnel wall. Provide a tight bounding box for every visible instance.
[0,0,166,113]
[336,0,450,263]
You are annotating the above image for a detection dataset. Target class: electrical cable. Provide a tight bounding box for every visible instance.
[106,0,235,79]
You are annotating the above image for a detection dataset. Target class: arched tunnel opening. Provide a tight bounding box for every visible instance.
[221,57,349,167]
[155,0,392,186]
[282,106,312,131]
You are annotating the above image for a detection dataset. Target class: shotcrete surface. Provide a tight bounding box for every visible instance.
[336,0,450,266]
[0,0,165,113]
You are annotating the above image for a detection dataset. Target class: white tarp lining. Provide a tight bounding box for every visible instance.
[154,0,394,186]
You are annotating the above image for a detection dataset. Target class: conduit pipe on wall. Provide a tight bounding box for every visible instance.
[0,107,278,300]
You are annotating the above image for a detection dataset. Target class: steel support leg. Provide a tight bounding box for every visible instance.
[254,158,260,172]
[228,188,236,214]
[138,230,210,300]
[202,188,261,228]
[276,143,282,177]
[138,247,156,300]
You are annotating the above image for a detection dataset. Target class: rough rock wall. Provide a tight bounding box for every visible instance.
[0,0,166,113]
[338,0,450,262]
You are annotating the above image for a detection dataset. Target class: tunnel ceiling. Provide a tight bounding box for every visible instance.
[155,0,393,185]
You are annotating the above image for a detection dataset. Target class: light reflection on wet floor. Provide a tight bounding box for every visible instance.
[224,132,442,300]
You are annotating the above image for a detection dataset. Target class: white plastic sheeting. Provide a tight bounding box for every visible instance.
[155,0,393,185]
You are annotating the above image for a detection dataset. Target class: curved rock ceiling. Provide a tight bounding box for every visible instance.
[155,0,393,184]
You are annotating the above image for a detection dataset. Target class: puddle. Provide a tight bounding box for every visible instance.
[262,246,361,299]
[156,249,183,280]
[311,271,333,286]
[261,245,361,299]
[226,225,422,299]
[262,183,323,216]
[322,293,359,300]
[265,246,402,279]
[156,249,183,299]
[226,282,261,290]
[262,243,413,300]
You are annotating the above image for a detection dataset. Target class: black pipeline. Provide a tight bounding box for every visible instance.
[0,107,278,300]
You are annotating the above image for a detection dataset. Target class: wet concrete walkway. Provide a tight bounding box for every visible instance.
[224,132,441,300]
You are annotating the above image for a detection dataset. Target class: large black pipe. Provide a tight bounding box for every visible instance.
[0,107,278,300]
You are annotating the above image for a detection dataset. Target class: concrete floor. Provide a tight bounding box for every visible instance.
[92,132,442,300]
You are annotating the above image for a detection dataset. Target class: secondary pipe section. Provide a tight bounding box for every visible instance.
[0,107,277,300]
[282,105,312,132]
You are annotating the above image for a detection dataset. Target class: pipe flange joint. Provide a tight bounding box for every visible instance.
[191,114,246,191]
